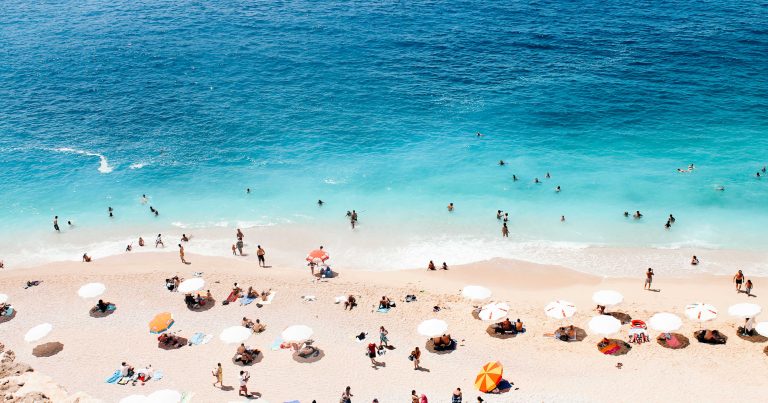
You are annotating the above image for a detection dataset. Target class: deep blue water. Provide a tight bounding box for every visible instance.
[1,0,767,267]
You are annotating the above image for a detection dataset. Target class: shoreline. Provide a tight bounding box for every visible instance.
[1,253,766,402]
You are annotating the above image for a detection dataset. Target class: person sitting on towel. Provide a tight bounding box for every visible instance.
[96,299,112,313]
[379,296,394,309]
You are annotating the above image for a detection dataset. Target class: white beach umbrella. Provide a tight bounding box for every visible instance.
[588,315,622,335]
[219,326,252,344]
[281,325,314,343]
[148,389,182,403]
[684,303,718,322]
[544,300,577,320]
[77,282,106,299]
[648,313,682,333]
[478,303,510,321]
[727,303,761,318]
[462,285,492,300]
[0,293,9,304]
[591,290,623,307]
[177,278,205,293]
[417,319,448,337]
[24,323,53,343]
[756,322,768,338]
[119,395,149,403]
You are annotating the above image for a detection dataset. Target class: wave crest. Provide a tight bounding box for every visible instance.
[54,147,114,173]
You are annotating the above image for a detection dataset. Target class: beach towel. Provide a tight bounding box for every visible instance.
[153,370,164,381]
[257,292,276,305]
[239,296,257,306]
[376,307,390,313]
[117,377,130,385]
[225,291,238,303]
[666,335,681,348]
[599,343,620,355]
[105,370,121,384]
[1,306,14,316]
[271,336,283,351]
[189,332,211,346]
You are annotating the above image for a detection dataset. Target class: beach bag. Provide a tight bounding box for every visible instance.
[408,354,414,361]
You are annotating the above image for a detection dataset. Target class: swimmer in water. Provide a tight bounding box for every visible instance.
[496,210,503,220]
[141,194,148,204]
[669,214,675,223]
[499,160,505,166]
[447,203,454,212]
[318,199,324,206]
[762,165,766,173]
[476,132,483,137]
[560,215,565,222]
[624,211,629,217]
[689,164,695,170]
[664,220,671,229]
[246,188,251,194]
[757,172,762,178]
[715,185,725,191]
[150,206,155,213]
[512,174,518,181]
[154,209,159,216]
[68,220,73,227]
[546,172,551,179]
[555,186,561,192]
[108,207,113,217]
[633,210,643,219]
[534,178,540,184]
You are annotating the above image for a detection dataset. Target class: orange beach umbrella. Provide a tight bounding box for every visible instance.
[149,312,174,334]
[475,361,503,392]
[306,248,329,262]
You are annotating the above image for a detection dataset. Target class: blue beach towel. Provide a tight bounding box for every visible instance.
[271,336,283,351]
[107,304,117,311]
[189,332,205,345]
[376,307,390,313]
[240,296,256,306]
[153,370,164,381]
[105,370,121,384]
[1,307,14,316]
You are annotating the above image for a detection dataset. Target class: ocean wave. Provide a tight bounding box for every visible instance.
[54,147,114,173]
[323,178,346,185]
[129,162,149,169]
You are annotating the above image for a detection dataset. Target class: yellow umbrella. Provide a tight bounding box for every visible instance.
[149,312,174,334]
[475,361,503,392]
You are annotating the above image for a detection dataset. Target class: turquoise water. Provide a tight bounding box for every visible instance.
[1,0,767,269]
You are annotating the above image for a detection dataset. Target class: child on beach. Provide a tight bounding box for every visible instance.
[212,363,223,388]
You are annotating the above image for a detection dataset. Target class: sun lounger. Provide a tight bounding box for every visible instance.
[105,370,121,384]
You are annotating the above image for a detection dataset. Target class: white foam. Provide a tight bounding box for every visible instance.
[54,147,114,173]
[129,162,148,169]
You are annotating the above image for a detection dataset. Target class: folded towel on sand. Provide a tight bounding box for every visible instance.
[666,335,681,348]
[105,370,121,384]
[225,291,238,303]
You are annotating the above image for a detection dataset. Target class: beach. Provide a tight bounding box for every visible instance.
[1,251,766,402]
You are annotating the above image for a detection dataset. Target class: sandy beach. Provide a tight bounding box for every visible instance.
[1,251,766,402]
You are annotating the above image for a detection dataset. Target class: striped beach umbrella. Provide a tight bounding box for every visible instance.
[475,361,503,392]
[684,303,717,322]
[544,300,576,320]
[149,312,174,334]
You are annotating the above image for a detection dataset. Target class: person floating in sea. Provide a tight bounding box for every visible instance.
[67,220,73,227]
[560,215,565,222]
[757,172,762,178]
[498,160,505,166]
[53,216,60,232]
[555,185,561,192]
[496,210,503,220]
[141,194,148,204]
[734,270,744,292]
[664,220,671,229]
[476,132,483,137]
[534,178,540,184]
[318,199,324,206]
[108,206,113,217]
[512,174,518,181]
[669,214,675,224]
[624,211,629,217]
[633,210,643,219]
[246,188,251,194]
[644,268,654,290]
[546,172,551,179]
[447,203,454,212]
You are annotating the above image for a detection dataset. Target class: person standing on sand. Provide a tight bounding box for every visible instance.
[501,223,509,237]
[644,268,654,290]
[237,229,244,240]
[236,239,244,256]
[178,244,187,264]
[734,270,744,292]
[53,216,60,231]
[410,346,421,370]
[212,363,223,388]
[379,326,389,348]
[155,234,164,248]
[257,245,266,267]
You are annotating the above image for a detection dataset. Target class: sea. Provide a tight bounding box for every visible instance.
[1,0,766,274]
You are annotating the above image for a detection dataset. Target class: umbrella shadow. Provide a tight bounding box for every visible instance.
[486,326,517,340]
[425,339,457,354]
[89,307,116,318]
[597,339,632,356]
[608,312,632,325]
[32,342,64,357]
[656,333,690,350]
[551,326,587,342]
[232,352,264,366]
[157,337,188,350]
[0,309,17,324]
[736,331,768,343]
[187,299,216,312]
[313,271,338,279]
[292,349,325,363]
[693,330,728,345]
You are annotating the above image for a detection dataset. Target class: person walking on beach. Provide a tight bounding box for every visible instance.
[644,268,654,290]
[379,326,389,348]
[410,346,421,370]
[340,386,352,403]
[238,370,253,397]
[53,216,60,231]
[178,244,187,264]
[155,234,164,248]
[501,223,509,237]
[257,245,266,267]
[734,270,745,292]
[212,363,224,388]
[236,239,244,256]
[237,228,244,240]
[745,279,754,296]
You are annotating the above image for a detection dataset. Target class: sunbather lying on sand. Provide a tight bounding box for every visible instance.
[432,334,453,348]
